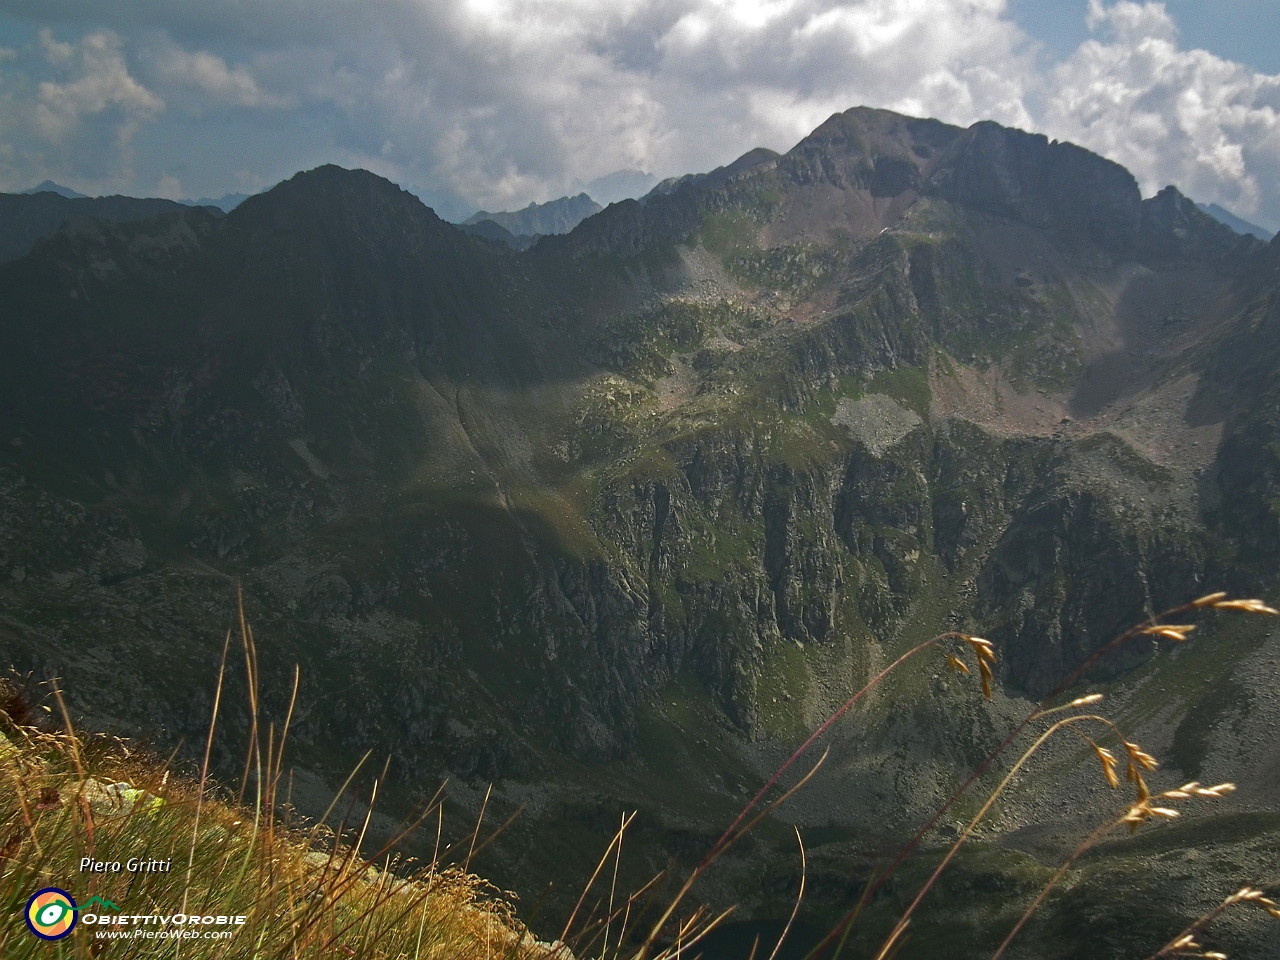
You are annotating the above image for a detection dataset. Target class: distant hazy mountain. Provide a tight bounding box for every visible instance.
[1197,201,1273,240]
[179,192,253,212]
[0,191,219,262]
[22,180,88,199]
[463,192,601,237]
[19,182,252,211]
[457,218,540,250]
[582,169,658,205]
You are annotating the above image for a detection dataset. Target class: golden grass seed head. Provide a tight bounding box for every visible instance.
[1068,694,1105,707]
[963,636,996,663]
[1094,746,1121,789]
[1123,740,1159,772]
[1121,795,1175,831]
[1192,591,1230,607]
[1122,805,1147,832]
[1194,783,1236,798]
[1143,624,1197,641]
[978,658,993,700]
[944,652,970,676]
[1211,598,1279,615]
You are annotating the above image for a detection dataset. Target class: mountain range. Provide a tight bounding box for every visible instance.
[1197,202,1274,241]
[3,107,1280,958]
[462,192,604,239]
[0,192,222,263]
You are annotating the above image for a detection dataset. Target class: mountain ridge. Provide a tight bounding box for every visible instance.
[3,108,1280,956]
[0,191,222,264]
[463,192,602,237]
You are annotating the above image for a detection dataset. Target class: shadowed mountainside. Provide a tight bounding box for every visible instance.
[0,190,222,263]
[3,107,1280,957]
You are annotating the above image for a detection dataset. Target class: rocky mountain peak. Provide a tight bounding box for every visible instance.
[778,105,961,195]
[1140,183,1261,259]
[229,164,447,238]
[555,109,1194,261]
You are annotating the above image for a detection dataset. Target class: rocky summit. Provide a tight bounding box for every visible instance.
[3,107,1280,958]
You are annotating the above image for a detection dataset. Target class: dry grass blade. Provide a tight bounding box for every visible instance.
[181,627,233,925]
[1146,882,1280,959]
[0,602,544,960]
[635,748,830,960]
[701,635,955,874]
[875,712,1153,956]
[764,828,806,960]
[829,589,1273,951]
[559,810,637,943]
[993,779,1241,959]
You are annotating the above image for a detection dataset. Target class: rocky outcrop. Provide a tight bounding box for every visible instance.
[929,121,1144,251]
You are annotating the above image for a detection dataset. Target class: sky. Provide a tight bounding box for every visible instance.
[0,1,1278,228]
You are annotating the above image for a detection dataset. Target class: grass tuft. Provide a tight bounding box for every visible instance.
[0,609,552,960]
[0,695,552,960]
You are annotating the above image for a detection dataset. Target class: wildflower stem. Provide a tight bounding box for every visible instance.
[639,633,956,960]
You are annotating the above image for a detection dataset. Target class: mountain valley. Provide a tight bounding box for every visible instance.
[3,107,1280,958]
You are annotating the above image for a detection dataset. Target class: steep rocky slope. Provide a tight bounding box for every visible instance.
[2,108,1279,957]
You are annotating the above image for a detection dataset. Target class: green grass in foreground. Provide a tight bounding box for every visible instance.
[0,682,541,960]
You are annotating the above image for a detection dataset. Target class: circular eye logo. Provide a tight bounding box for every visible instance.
[25,888,78,940]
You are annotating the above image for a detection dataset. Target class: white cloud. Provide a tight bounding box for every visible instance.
[3,0,1039,209]
[262,0,1040,211]
[1083,0,1175,43]
[0,28,165,191]
[645,0,1036,170]
[148,44,291,109]
[156,172,182,198]
[34,29,163,143]
[2,0,1279,229]
[1046,1,1280,228]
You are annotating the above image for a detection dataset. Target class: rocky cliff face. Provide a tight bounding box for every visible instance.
[3,108,1280,954]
